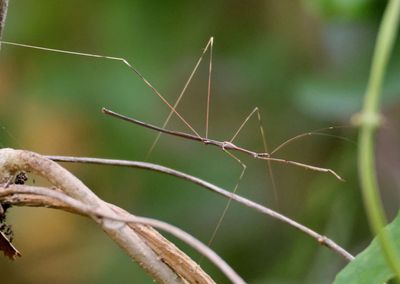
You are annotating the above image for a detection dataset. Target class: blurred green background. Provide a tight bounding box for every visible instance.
[1,0,400,283]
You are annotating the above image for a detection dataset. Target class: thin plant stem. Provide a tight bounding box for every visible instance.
[46,154,354,261]
[357,0,400,279]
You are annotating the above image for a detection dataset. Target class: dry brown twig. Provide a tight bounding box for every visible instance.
[0,148,237,284]
[0,185,241,284]
[47,154,354,262]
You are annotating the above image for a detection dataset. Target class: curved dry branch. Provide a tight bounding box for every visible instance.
[46,155,354,261]
[0,148,226,284]
[0,185,245,284]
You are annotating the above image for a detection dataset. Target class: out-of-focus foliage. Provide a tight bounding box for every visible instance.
[335,212,400,283]
[0,0,399,283]
[305,0,382,20]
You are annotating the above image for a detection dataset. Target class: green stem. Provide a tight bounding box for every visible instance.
[358,0,400,279]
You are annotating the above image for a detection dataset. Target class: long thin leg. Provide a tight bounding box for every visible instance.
[145,37,214,160]
[230,109,348,182]
[229,107,278,205]
[229,108,258,144]
[204,149,246,250]
[270,125,355,156]
[260,157,344,181]
[205,106,277,250]
[254,108,278,205]
[205,37,213,139]
[0,41,200,138]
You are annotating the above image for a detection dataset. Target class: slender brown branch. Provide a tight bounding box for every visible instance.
[46,154,354,261]
[1,191,218,283]
[0,191,235,283]
[0,185,245,284]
